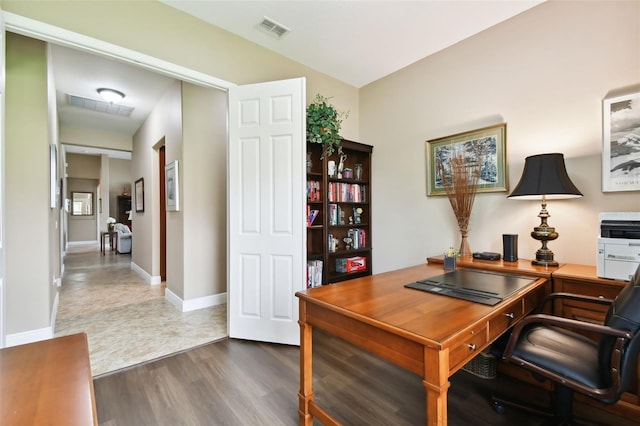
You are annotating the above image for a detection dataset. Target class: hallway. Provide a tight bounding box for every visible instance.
[54,244,227,377]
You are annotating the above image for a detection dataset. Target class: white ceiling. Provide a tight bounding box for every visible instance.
[52,0,545,156]
[161,0,544,88]
[52,44,176,136]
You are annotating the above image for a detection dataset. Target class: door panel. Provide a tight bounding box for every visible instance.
[228,78,306,345]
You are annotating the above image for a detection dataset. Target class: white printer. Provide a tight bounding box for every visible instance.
[597,212,640,281]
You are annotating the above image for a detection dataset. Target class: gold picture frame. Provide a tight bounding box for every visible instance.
[426,123,508,196]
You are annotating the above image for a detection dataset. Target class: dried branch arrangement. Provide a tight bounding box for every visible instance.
[436,143,486,256]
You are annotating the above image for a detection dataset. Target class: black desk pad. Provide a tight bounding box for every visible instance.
[404,269,537,306]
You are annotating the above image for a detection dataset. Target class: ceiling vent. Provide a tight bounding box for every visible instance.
[258,16,291,39]
[67,94,134,117]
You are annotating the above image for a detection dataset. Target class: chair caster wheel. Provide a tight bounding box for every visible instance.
[493,400,507,415]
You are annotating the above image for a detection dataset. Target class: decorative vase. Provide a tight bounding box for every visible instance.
[306,152,313,173]
[108,223,114,232]
[459,224,472,257]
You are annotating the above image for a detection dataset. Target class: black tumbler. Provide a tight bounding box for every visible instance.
[503,234,518,262]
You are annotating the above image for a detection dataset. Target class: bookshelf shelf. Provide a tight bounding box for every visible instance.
[306,139,373,287]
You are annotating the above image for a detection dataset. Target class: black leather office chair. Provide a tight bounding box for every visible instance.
[493,264,640,424]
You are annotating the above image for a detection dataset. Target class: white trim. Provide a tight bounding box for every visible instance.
[51,290,59,330]
[5,326,53,347]
[67,240,98,246]
[184,292,227,312]
[130,261,161,285]
[164,288,183,311]
[2,12,235,91]
[165,288,227,313]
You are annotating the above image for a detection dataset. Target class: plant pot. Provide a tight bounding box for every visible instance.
[444,256,457,270]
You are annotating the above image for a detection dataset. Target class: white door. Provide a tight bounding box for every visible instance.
[228,78,306,345]
[0,13,5,347]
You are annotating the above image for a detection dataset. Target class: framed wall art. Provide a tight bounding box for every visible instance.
[602,91,640,192]
[135,178,144,212]
[165,161,180,212]
[426,123,508,196]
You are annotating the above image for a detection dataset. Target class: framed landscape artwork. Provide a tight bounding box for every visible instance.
[426,123,508,196]
[165,161,180,212]
[135,178,144,212]
[602,91,640,192]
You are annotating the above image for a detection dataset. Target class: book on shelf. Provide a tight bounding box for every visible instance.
[307,209,319,226]
[307,180,321,201]
[327,182,366,202]
[306,260,323,288]
[328,204,338,226]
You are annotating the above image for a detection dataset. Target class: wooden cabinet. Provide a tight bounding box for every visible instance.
[306,139,373,287]
[116,195,132,229]
[553,264,624,341]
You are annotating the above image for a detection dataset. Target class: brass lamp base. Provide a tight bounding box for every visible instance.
[530,199,559,267]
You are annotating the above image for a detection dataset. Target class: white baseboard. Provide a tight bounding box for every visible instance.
[67,240,98,246]
[5,326,53,347]
[130,261,161,285]
[165,288,227,313]
[5,291,59,348]
[51,291,59,327]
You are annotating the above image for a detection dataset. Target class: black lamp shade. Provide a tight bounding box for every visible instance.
[508,153,582,200]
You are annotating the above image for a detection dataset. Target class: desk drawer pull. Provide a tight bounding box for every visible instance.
[503,312,514,319]
[468,343,476,351]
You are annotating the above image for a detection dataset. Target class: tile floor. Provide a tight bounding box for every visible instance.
[54,244,228,377]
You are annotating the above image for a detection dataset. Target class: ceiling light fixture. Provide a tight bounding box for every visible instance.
[97,88,125,104]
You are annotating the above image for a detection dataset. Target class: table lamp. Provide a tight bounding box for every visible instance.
[508,153,582,266]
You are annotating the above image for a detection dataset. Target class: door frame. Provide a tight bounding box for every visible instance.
[1,11,237,345]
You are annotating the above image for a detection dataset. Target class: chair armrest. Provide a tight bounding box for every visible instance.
[503,313,633,360]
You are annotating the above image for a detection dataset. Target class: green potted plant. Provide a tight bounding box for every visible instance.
[306,93,349,158]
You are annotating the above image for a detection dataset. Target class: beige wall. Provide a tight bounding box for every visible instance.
[61,126,132,152]
[66,152,100,179]
[361,0,640,271]
[5,33,55,335]
[132,81,182,282]
[67,178,98,242]
[1,0,360,140]
[181,83,228,300]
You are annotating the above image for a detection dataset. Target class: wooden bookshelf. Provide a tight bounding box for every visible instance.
[306,139,373,287]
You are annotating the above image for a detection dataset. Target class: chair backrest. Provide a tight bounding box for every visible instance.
[598,264,640,399]
[114,223,131,234]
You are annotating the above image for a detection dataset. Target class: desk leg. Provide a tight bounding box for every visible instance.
[298,301,313,426]
[423,347,450,426]
[101,233,105,255]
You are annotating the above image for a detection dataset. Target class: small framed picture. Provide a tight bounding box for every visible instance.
[135,178,144,212]
[165,161,180,212]
[602,91,640,192]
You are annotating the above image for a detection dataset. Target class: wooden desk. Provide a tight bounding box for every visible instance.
[100,231,117,255]
[426,254,558,278]
[0,333,98,425]
[296,264,549,425]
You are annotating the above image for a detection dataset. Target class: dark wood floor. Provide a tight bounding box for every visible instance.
[94,330,634,426]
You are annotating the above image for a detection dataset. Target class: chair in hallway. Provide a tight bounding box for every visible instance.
[493,264,640,424]
[114,223,132,254]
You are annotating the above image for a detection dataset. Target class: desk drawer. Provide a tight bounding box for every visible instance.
[561,280,621,302]
[449,326,488,370]
[488,299,523,341]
